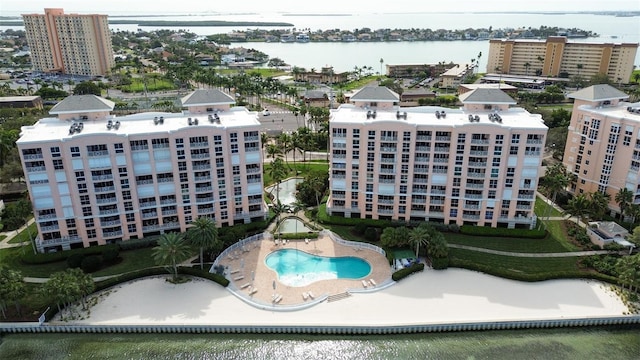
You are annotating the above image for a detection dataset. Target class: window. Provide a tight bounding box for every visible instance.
[70,146,80,157]
[114,143,124,153]
[84,218,94,227]
[509,146,518,155]
[50,146,61,157]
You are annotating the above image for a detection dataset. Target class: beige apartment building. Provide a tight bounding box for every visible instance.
[327,86,547,229]
[563,84,640,215]
[17,90,266,253]
[487,37,638,82]
[22,8,115,76]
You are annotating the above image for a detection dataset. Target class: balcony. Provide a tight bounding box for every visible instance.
[163,209,178,215]
[379,178,396,184]
[40,224,60,232]
[468,162,487,167]
[466,183,484,189]
[248,197,263,204]
[190,142,209,148]
[380,136,397,141]
[415,146,431,152]
[160,199,176,205]
[332,193,346,199]
[333,154,347,159]
[99,208,119,215]
[516,204,532,210]
[462,214,481,220]
[38,213,57,220]
[434,147,450,153]
[136,179,154,186]
[35,235,82,252]
[26,166,46,173]
[380,168,395,174]
[139,201,157,208]
[196,197,214,203]
[378,199,394,204]
[526,139,543,145]
[196,186,213,193]
[158,177,174,183]
[412,197,427,204]
[92,174,114,182]
[430,199,445,205]
[430,189,446,195]
[416,135,432,141]
[433,158,449,163]
[432,169,447,174]
[246,167,261,174]
[194,175,212,181]
[469,151,488,156]
[428,211,445,217]
[100,220,121,227]
[23,153,44,160]
[435,136,451,141]
[415,157,429,163]
[470,139,490,144]
[332,174,346,179]
[380,146,397,153]
[130,145,149,151]
[95,186,116,193]
[87,150,109,157]
[464,194,483,199]
[468,172,485,178]
[380,158,395,163]
[464,204,480,209]
[191,153,210,159]
[192,164,211,170]
[96,197,117,204]
[245,136,259,142]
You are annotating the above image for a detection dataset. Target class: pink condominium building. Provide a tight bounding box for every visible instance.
[17,90,266,253]
[22,8,115,76]
[327,87,547,229]
[563,84,640,214]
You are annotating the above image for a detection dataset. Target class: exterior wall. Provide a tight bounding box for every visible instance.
[22,8,115,76]
[18,108,266,253]
[328,105,546,228]
[487,37,638,81]
[185,104,232,114]
[563,100,640,213]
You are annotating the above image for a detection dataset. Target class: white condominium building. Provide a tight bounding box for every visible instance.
[563,84,640,214]
[22,8,115,76]
[17,90,266,253]
[327,86,548,229]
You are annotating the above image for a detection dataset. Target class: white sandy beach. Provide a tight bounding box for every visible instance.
[59,268,629,326]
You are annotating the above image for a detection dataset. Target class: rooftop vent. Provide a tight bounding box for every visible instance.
[114,121,120,130]
[396,111,408,120]
[435,110,446,119]
[628,107,640,114]
[366,110,377,119]
[106,120,113,130]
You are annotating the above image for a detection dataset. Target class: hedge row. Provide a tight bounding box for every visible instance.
[459,225,546,239]
[276,232,320,240]
[391,263,425,281]
[21,244,120,265]
[449,258,618,283]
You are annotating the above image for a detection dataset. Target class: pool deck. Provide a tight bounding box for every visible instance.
[217,233,392,307]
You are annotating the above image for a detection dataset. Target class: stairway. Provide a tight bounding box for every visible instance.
[327,291,351,302]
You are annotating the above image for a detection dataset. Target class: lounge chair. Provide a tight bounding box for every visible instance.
[249,287,258,295]
[273,295,282,303]
[362,280,368,288]
[241,282,251,289]
[369,279,377,287]
[305,238,309,244]
[230,269,240,274]
[234,275,244,281]
[307,291,315,299]
[302,292,309,301]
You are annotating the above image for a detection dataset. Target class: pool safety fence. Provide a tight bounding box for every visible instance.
[2,315,640,335]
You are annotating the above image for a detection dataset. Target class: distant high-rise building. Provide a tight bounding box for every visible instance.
[563,84,640,215]
[487,37,638,82]
[22,8,115,76]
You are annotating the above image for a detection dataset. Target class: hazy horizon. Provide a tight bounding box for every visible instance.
[4,0,639,16]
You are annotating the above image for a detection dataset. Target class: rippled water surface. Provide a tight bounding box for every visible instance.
[1,327,639,359]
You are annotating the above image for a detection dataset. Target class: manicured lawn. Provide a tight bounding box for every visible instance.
[534,196,563,218]
[445,232,573,253]
[449,248,581,277]
[0,246,69,278]
[543,220,582,251]
[91,247,157,277]
[0,234,6,241]
[8,222,38,244]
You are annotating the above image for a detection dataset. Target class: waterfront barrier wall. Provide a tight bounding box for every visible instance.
[1,316,640,335]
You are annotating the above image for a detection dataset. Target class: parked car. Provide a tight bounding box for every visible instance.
[262,109,270,116]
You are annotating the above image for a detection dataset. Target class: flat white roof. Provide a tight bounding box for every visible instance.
[17,108,261,144]
[331,105,547,130]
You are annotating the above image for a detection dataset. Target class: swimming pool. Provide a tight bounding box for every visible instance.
[265,249,371,287]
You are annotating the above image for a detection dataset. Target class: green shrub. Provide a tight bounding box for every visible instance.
[459,225,546,239]
[179,267,230,287]
[118,237,158,251]
[22,244,119,264]
[66,253,84,268]
[353,223,368,235]
[102,247,120,263]
[431,257,449,270]
[81,255,103,273]
[448,224,460,233]
[364,227,378,242]
[392,263,425,281]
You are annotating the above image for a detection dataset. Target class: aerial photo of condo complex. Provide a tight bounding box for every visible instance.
[0,2,639,358]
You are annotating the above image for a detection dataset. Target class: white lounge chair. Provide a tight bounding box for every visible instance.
[369,279,377,287]
[305,238,309,244]
[230,269,240,274]
[307,291,315,299]
[249,287,258,295]
[362,280,368,288]
[241,282,251,289]
[234,275,244,281]
[302,292,309,301]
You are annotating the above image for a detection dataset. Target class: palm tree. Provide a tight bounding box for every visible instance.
[589,191,611,220]
[153,233,191,282]
[268,158,287,216]
[409,224,431,257]
[278,132,292,166]
[380,227,402,247]
[187,217,220,270]
[426,232,449,260]
[540,163,570,219]
[266,143,283,161]
[564,194,591,225]
[0,267,26,318]
[524,62,531,76]
[615,188,634,222]
[576,63,583,77]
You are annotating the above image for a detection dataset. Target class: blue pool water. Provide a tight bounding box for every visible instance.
[265,249,371,287]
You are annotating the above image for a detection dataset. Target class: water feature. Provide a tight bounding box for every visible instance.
[276,217,313,234]
[265,249,371,287]
[265,177,303,205]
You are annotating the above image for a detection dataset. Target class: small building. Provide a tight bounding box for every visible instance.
[440,64,474,89]
[458,83,518,96]
[400,88,436,106]
[586,221,636,253]
[0,96,43,109]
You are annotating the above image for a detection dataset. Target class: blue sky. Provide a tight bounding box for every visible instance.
[5,0,639,16]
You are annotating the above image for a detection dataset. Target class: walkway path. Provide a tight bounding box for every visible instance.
[0,218,35,250]
[448,244,613,258]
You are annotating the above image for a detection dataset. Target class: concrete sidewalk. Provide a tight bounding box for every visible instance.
[0,218,35,249]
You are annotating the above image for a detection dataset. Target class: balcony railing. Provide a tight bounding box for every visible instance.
[26,166,46,173]
[192,164,211,170]
[96,197,117,204]
[92,174,114,181]
[196,197,214,203]
[194,175,212,181]
[139,201,157,208]
[160,199,176,205]
[470,139,490,144]
[40,225,60,232]
[95,186,116,193]
[190,142,209,148]
[435,136,451,141]
[416,135,432,141]
[23,153,44,160]
[87,150,109,157]
[142,211,158,219]
[99,209,119,215]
